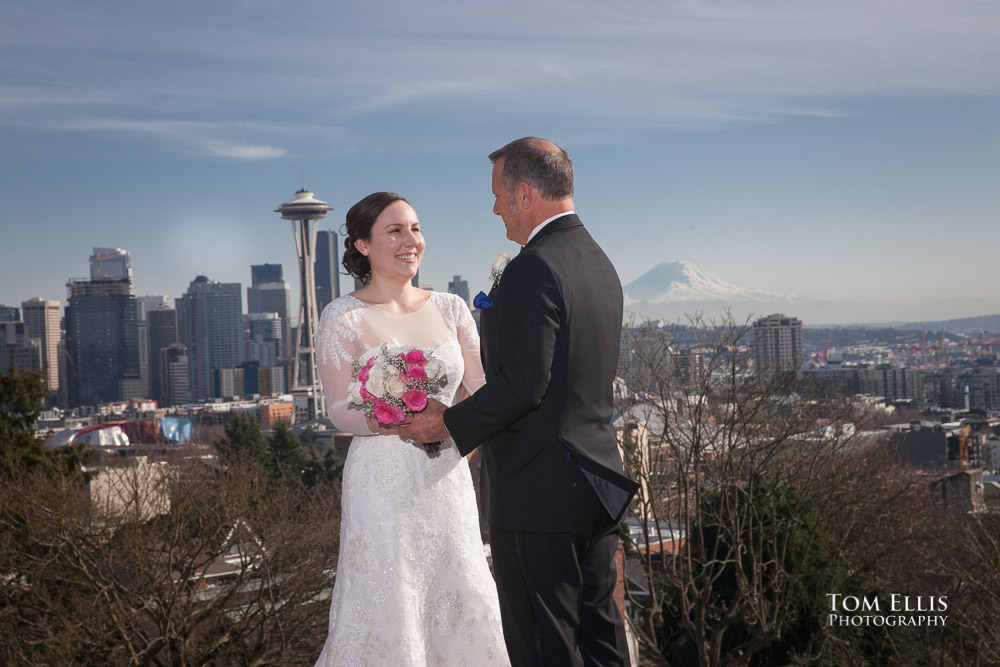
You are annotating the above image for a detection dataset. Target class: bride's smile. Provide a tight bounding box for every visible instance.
[356,200,425,283]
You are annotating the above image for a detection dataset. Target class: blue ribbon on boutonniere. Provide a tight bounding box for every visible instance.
[474,291,493,310]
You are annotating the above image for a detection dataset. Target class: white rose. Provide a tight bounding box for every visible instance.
[384,364,401,377]
[347,380,363,404]
[424,359,446,381]
[386,377,407,399]
[491,251,511,274]
[366,375,385,397]
[369,364,384,382]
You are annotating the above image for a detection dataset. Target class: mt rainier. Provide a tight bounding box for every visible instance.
[623,261,787,306]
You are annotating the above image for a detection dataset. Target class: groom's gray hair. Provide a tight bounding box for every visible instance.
[489,137,574,200]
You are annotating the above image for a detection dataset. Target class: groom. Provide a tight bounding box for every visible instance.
[405,137,638,666]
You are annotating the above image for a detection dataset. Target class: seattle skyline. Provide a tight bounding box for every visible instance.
[2,0,998,323]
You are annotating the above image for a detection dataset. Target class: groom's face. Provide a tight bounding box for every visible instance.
[491,159,525,244]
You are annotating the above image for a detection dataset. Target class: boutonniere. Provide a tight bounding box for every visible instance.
[473,251,511,310]
[489,251,511,290]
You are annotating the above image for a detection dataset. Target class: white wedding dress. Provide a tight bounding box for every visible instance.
[315,291,510,666]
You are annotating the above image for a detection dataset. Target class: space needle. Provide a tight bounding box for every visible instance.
[276,188,332,422]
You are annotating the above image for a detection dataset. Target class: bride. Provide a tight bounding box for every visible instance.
[314,192,510,666]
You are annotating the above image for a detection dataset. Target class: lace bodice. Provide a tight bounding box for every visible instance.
[317,292,485,435]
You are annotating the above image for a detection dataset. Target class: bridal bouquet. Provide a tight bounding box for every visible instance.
[348,344,448,425]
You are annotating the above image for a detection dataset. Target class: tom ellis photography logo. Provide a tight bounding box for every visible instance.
[827,594,948,628]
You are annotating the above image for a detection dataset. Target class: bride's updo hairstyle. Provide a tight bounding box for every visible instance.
[342,192,410,286]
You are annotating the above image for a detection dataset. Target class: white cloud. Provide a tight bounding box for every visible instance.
[1,0,997,148]
[53,118,292,160]
[203,141,286,160]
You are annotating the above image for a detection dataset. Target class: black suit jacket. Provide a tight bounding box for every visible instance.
[445,214,638,532]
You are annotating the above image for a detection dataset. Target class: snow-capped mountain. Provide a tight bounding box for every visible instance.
[623,261,786,305]
[621,260,997,325]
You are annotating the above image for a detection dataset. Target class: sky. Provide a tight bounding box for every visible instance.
[1,0,998,324]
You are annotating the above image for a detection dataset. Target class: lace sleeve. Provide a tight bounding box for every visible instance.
[317,299,375,435]
[452,295,486,395]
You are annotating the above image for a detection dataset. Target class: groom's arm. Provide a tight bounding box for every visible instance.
[444,252,561,456]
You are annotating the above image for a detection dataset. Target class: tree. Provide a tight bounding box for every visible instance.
[0,366,87,479]
[0,366,54,476]
[267,421,310,485]
[215,415,339,488]
[616,315,936,665]
[658,479,909,666]
[216,412,269,468]
[0,454,341,665]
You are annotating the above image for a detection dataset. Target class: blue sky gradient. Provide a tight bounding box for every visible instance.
[2,0,998,323]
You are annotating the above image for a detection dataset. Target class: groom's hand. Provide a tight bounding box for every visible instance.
[401,398,451,444]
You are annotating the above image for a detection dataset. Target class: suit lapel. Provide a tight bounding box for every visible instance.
[479,215,580,370]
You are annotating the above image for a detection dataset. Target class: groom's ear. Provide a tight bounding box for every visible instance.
[516,182,533,209]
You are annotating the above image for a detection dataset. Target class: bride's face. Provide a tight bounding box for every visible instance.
[357,200,424,284]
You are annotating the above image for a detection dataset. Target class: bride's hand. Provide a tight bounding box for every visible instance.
[366,414,403,435]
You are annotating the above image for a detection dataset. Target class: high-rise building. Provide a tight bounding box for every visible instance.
[1,321,27,374]
[247,312,283,368]
[251,263,284,286]
[752,313,803,376]
[161,343,189,406]
[448,275,470,307]
[21,298,61,394]
[89,247,132,282]
[247,266,291,362]
[147,307,178,405]
[12,338,43,374]
[133,297,169,399]
[315,230,341,312]
[0,305,19,323]
[136,295,170,322]
[176,276,244,401]
[65,278,140,406]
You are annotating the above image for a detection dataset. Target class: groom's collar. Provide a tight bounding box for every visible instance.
[523,212,579,249]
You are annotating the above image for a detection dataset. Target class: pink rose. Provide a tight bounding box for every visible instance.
[358,357,375,382]
[405,349,427,366]
[406,365,427,381]
[374,400,406,425]
[402,389,428,412]
[359,385,371,401]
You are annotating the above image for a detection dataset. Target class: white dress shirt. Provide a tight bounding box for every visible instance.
[525,211,575,246]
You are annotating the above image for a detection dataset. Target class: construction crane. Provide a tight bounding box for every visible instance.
[809,334,831,365]
[905,324,927,366]
[89,248,127,279]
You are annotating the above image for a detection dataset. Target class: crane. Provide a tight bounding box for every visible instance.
[904,324,927,366]
[89,248,127,279]
[809,334,831,365]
